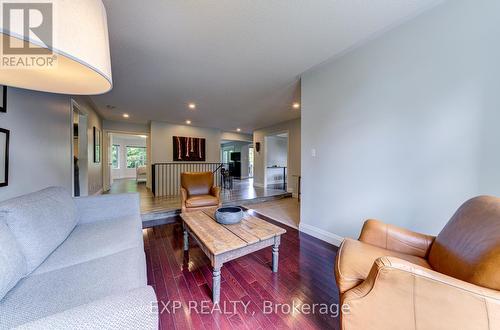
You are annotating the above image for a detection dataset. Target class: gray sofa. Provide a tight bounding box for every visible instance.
[0,187,158,329]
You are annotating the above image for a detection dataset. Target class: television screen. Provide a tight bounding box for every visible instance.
[230,152,241,161]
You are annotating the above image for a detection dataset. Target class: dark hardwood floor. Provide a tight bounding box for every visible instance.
[144,211,340,330]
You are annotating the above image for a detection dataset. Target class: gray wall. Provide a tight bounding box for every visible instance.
[150,121,222,163]
[0,88,72,201]
[301,0,500,245]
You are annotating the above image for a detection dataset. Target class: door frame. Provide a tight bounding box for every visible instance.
[102,129,151,191]
[70,99,89,197]
[263,130,289,189]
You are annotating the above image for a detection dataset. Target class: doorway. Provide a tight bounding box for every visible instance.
[248,146,254,178]
[71,100,89,197]
[264,132,288,191]
[103,132,150,192]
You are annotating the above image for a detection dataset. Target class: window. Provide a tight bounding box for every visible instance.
[126,146,147,168]
[112,145,120,169]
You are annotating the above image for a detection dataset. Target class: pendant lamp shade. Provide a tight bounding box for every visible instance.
[0,0,112,95]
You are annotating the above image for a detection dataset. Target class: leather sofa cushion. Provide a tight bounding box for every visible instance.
[336,238,432,293]
[428,196,500,291]
[185,195,219,208]
[181,172,213,196]
[0,187,78,274]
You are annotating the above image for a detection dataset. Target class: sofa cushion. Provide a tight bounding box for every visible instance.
[186,195,219,208]
[0,247,147,328]
[33,215,143,275]
[181,172,213,196]
[0,187,78,274]
[428,196,500,290]
[0,221,26,300]
[335,238,432,293]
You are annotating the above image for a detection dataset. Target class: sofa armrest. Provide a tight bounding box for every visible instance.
[210,186,221,200]
[74,193,140,225]
[358,219,435,258]
[180,188,188,212]
[15,286,158,330]
[342,257,500,330]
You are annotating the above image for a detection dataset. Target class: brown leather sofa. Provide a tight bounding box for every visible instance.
[335,196,500,330]
[180,172,221,212]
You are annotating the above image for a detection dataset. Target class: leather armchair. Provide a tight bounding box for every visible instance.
[335,196,500,330]
[180,172,221,212]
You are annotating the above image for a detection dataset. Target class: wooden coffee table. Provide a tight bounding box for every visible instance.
[181,208,286,303]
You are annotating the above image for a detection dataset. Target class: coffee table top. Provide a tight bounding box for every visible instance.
[181,208,286,255]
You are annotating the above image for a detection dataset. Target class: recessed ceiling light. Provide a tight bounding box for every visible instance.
[237,128,241,132]
[186,120,192,125]
[293,102,301,109]
[188,103,196,110]
[123,113,130,118]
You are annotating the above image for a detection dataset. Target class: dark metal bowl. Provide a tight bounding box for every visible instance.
[214,207,244,225]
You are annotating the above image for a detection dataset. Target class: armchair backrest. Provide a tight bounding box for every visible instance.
[181,172,213,196]
[428,196,500,290]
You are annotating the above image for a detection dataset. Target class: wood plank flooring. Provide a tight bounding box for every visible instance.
[106,179,290,217]
[144,211,340,330]
[244,197,300,228]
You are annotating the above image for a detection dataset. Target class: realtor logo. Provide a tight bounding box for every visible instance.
[2,2,53,55]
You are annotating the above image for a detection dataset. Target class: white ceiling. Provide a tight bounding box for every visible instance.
[93,0,443,133]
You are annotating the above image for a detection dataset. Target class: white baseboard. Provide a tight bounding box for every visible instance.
[299,223,344,247]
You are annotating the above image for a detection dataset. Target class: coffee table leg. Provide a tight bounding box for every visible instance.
[272,236,281,272]
[183,226,189,252]
[212,265,222,304]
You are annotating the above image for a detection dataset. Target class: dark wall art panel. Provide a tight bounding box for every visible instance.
[173,136,206,161]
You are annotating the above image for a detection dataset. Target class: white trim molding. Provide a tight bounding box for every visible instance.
[299,223,344,247]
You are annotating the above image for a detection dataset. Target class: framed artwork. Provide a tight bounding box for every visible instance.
[93,127,101,163]
[0,128,9,187]
[0,86,7,113]
[173,136,206,161]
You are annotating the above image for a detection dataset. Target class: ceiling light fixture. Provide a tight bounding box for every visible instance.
[123,113,130,118]
[293,102,301,109]
[188,103,196,110]
[186,120,192,125]
[0,0,112,95]
[237,128,241,132]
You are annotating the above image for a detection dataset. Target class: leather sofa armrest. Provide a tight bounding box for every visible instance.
[180,187,188,212]
[210,186,221,199]
[341,257,500,330]
[358,219,435,258]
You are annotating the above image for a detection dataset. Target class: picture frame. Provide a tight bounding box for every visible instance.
[0,128,10,187]
[173,136,206,161]
[0,86,7,113]
[93,127,101,163]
